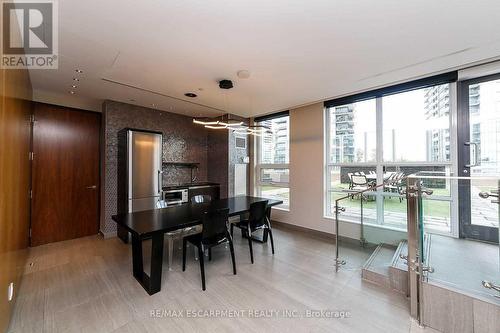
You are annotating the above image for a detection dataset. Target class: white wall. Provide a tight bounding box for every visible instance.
[260,102,407,243]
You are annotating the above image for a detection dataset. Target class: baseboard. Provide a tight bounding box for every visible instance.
[99,230,117,239]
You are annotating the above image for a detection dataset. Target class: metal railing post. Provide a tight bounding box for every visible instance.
[334,200,346,272]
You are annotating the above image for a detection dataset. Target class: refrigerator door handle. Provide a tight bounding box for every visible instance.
[157,170,163,194]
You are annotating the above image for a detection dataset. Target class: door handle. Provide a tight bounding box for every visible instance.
[464,142,478,167]
[86,185,97,189]
[157,170,163,194]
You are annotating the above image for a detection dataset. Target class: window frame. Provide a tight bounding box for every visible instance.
[254,115,290,210]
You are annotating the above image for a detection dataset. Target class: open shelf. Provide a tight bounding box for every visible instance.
[162,162,199,168]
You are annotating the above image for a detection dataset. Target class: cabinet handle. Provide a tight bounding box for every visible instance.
[86,185,97,189]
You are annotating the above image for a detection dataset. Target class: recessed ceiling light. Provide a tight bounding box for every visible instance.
[72,78,79,81]
[75,69,83,74]
[69,91,75,94]
[237,70,250,79]
[185,92,197,98]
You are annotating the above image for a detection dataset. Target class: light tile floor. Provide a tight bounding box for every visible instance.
[9,226,439,333]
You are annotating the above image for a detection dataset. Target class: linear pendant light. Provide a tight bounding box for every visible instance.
[193,115,271,136]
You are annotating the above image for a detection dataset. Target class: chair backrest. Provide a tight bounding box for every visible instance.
[386,172,396,182]
[201,208,229,244]
[191,194,212,204]
[248,200,268,228]
[351,175,367,186]
[396,172,406,182]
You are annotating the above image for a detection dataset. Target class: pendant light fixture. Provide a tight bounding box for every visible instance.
[193,115,271,136]
[192,76,271,136]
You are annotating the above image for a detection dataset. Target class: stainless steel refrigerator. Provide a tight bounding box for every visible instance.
[117,128,162,242]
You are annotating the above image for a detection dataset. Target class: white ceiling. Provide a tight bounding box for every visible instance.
[29,0,500,117]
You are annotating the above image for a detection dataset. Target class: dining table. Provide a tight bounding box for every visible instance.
[112,196,283,295]
[365,172,394,182]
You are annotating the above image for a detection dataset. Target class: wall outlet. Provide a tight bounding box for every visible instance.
[7,282,14,301]
[243,156,250,163]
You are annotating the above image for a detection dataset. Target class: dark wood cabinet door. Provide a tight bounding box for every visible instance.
[31,104,100,246]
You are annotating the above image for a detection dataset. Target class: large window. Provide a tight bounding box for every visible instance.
[325,80,456,233]
[255,115,290,208]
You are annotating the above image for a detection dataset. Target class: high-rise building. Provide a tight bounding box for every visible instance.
[331,105,355,163]
[260,116,290,164]
[468,81,500,175]
[424,81,500,173]
[424,85,451,161]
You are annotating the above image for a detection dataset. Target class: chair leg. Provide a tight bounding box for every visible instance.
[230,223,234,238]
[268,227,275,254]
[228,237,237,275]
[167,237,174,271]
[182,238,187,271]
[208,248,212,261]
[198,246,206,291]
[247,230,254,264]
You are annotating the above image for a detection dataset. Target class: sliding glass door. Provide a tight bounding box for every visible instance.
[458,74,500,243]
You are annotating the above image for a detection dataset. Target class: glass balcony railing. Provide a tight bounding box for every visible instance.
[333,171,499,305]
[407,172,499,303]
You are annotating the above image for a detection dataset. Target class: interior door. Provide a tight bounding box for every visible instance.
[31,103,100,246]
[458,74,500,243]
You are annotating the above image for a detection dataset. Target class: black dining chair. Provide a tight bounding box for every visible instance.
[182,207,236,291]
[230,200,274,264]
[191,194,212,204]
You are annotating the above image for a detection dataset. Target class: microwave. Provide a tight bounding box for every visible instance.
[162,188,188,206]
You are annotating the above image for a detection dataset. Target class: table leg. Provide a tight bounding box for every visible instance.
[131,233,164,295]
[149,233,164,294]
[131,233,143,278]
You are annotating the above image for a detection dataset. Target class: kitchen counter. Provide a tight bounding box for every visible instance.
[162,182,220,191]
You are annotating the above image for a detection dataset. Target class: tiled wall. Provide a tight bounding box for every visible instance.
[101,100,210,235]
[207,129,229,198]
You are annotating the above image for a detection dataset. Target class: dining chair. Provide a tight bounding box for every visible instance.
[164,195,213,270]
[190,194,213,259]
[230,200,273,264]
[351,174,369,190]
[347,172,354,189]
[395,172,407,202]
[350,174,371,200]
[191,194,212,204]
[182,208,236,291]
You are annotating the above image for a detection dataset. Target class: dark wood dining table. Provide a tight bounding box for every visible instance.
[112,196,283,295]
